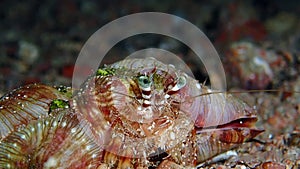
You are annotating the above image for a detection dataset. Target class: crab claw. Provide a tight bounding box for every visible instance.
[196,117,263,163]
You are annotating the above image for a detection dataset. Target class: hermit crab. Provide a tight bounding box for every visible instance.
[0,58,262,168]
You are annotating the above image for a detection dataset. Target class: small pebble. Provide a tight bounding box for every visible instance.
[18,41,39,65]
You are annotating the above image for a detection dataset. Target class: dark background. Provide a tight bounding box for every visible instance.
[0,0,299,94]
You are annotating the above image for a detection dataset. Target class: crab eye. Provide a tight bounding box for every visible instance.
[168,76,187,93]
[138,75,152,90]
[176,76,186,89]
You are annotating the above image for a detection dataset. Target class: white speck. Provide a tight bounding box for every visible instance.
[23,95,27,98]
[6,164,10,168]
[107,81,112,85]
[164,94,170,99]
[62,121,67,127]
[137,106,142,111]
[52,121,57,127]
[168,64,175,68]
[210,150,238,163]
[44,156,58,168]
[71,128,76,133]
[21,134,26,139]
[206,89,212,93]
[240,165,246,169]
[268,134,273,139]
[196,83,201,89]
[31,127,35,132]
[86,145,91,150]
[169,132,175,140]
[92,153,97,158]
[13,143,17,147]
[240,121,243,124]
[253,56,273,77]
